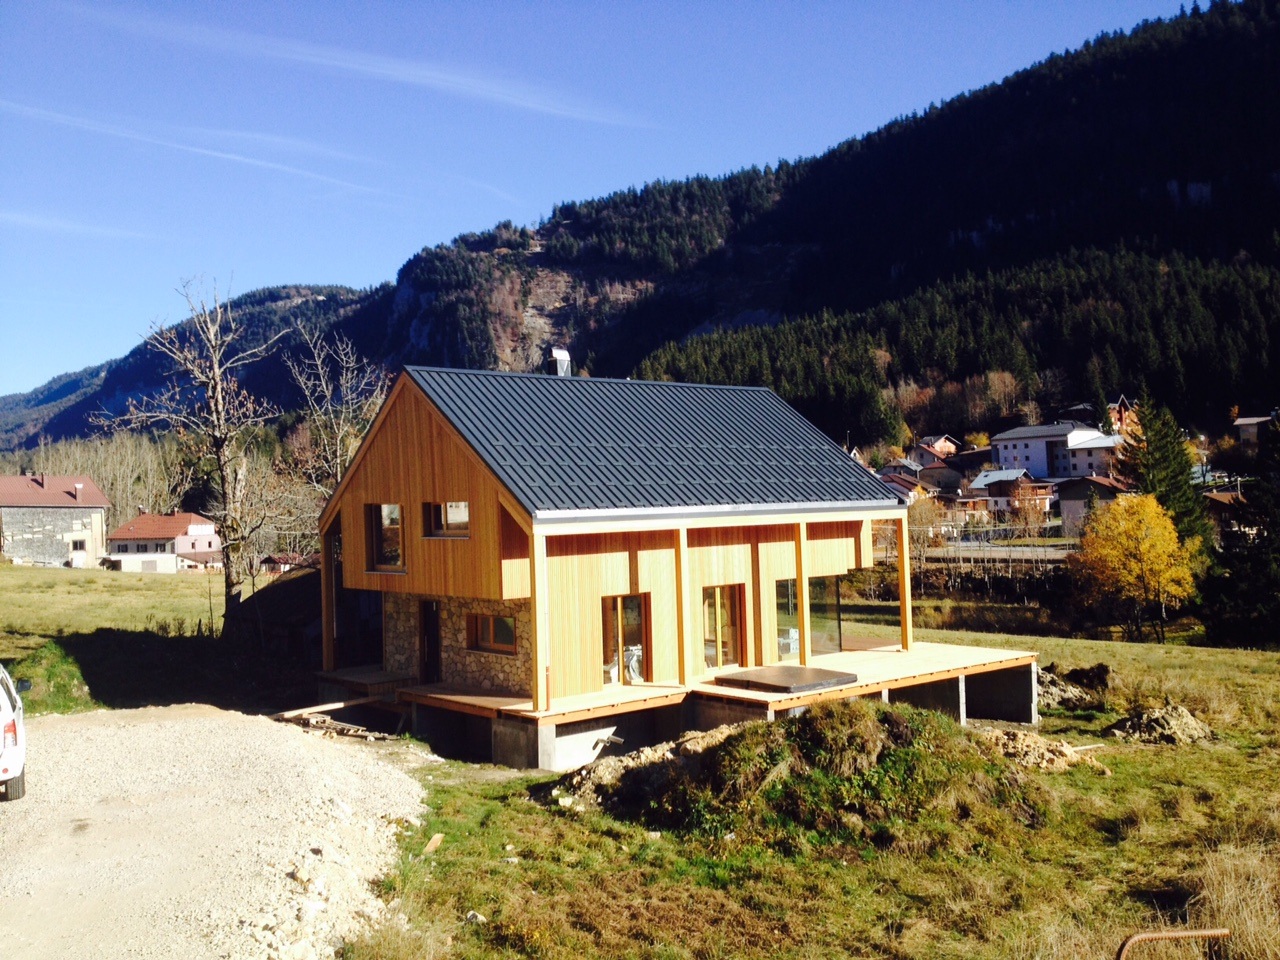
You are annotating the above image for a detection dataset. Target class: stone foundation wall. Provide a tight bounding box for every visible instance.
[382,592,419,677]
[440,597,532,696]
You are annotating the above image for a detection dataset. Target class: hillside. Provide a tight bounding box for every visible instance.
[5,0,1279,450]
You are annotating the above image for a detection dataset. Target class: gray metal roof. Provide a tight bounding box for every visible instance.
[405,367,901,517]
[992,421,1096,442]
[969,469,1030,489]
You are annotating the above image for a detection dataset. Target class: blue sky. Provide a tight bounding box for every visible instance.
[0,0,1186,396]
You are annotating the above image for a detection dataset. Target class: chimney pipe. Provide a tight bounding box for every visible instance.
[547,347,571,377]
[74,483,83,501]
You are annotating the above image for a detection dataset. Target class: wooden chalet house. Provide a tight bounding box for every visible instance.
[319,368,1036,769]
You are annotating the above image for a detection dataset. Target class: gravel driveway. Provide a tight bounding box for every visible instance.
[0,704,426,960]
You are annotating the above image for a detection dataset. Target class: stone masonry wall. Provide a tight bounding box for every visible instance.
[382,592,419,678]
[0,506,104,567]
[440,597,532,696]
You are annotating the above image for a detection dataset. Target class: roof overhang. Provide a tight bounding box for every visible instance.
[531,498,904,532]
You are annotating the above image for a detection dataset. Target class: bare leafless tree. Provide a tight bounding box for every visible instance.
[283,324,389,499]
[110,281,285,628]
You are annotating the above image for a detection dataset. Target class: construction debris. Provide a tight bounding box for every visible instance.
[978,728,1112,775]
[271,699,399,741]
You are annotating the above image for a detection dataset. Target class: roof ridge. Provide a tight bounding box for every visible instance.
[404,365,773,393]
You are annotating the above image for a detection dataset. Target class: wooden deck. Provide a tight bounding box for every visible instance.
[398,639,1035,726]
[316,666,416,697]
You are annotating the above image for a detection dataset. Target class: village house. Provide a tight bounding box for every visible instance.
[969,469,1056,518]
[317,367,1038,771]
[1056,475,1128,536]
[991,421,1123,479]
[0,473,110,568]
[1233,414,1273,449]
[907,435,960,466]
[106,511,222,573]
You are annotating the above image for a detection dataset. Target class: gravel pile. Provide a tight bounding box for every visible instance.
[1103,703,1213,744]
[0,704,426,960]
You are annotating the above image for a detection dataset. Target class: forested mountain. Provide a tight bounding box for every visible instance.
[4,0,1278,450]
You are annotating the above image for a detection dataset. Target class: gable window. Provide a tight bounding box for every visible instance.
[468,614,516,655]
[367,504,403,569]
[425,501,470,538]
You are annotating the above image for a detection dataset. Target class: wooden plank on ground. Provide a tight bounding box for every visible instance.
[272,696,382,720]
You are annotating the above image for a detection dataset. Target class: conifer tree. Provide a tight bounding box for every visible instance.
[1114,397,1213,550]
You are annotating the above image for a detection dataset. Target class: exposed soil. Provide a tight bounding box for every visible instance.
[977,727,1112,775]
[1103,704,1214,744]
[0,704,431,960]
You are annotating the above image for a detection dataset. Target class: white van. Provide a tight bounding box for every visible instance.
[0,663,29,801]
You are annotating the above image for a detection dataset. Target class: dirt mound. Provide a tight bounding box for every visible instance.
[1104,704,1213,744]
[1039,662,1110,711]
[562,723,744,808]
[978,728,1111,775]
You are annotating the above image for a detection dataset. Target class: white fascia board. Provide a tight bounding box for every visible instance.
[531,499,903,527]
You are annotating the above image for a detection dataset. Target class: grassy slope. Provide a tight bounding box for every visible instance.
[0,565,313,715]
[349,623,1280,960]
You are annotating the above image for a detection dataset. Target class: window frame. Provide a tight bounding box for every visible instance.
[467,613,517,655]
[423,500,471,539]
[366,503,405,571]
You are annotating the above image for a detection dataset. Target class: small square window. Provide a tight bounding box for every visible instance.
[138,544,148,553]
[467,614,516,654]
[425,501,470,538]
[118,543,128,553]
[71,539,86,551]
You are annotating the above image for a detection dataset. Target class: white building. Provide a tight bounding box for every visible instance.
[991,421,1123,479]
[107,511,222,573]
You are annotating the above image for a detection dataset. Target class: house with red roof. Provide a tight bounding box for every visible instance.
[0,473,111,568]
[106,511,222,573]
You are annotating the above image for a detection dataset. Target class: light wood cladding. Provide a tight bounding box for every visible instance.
[327,380,523,600]
[500,505,531,599]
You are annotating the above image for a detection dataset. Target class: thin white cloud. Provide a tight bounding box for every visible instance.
[0,100,376,192]
[179,126,377,165]
[0,210,156,240]
[69,4,643,127]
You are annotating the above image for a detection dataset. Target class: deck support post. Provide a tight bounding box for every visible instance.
[795,522,811,665]
[531,531,550,710]
[320,521,337,672]
[895,514,913,651]
[674,527,691,685]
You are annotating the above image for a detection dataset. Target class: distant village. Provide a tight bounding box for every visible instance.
[860,395,1252,546]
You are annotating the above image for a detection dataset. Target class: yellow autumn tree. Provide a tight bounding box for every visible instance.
[1068,494,1198,642]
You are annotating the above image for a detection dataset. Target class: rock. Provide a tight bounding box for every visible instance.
[558,796,575,808]
[464,910,487,924]
[1103,704,1212,744]
[500,856,519,864]
[1038,665,1101,711]
[647,831,661,840]
[504,843,515,851]
[291,865,311,886]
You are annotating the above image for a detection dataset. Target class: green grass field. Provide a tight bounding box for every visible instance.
[0,564,311,715]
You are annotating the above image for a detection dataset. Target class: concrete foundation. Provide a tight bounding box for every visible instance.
[685,695,773,730]
[965,663,1039,725]
[888,676,966,722]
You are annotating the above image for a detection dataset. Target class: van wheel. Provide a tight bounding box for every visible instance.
[3,769,25,801]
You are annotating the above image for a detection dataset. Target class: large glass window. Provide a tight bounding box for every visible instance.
[425,501,470,538]
[602,594,650,684]
[808,576,845,655]
[775,579,800,662]
[467,614,516,655]
[702,585,744,669]
[368,503,403,568]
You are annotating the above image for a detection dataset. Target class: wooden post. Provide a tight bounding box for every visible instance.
[795,522,811,665]
[320,523,336,672]
[674,527,690,685]
[531,532,550,710]
[895,514,913,651]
